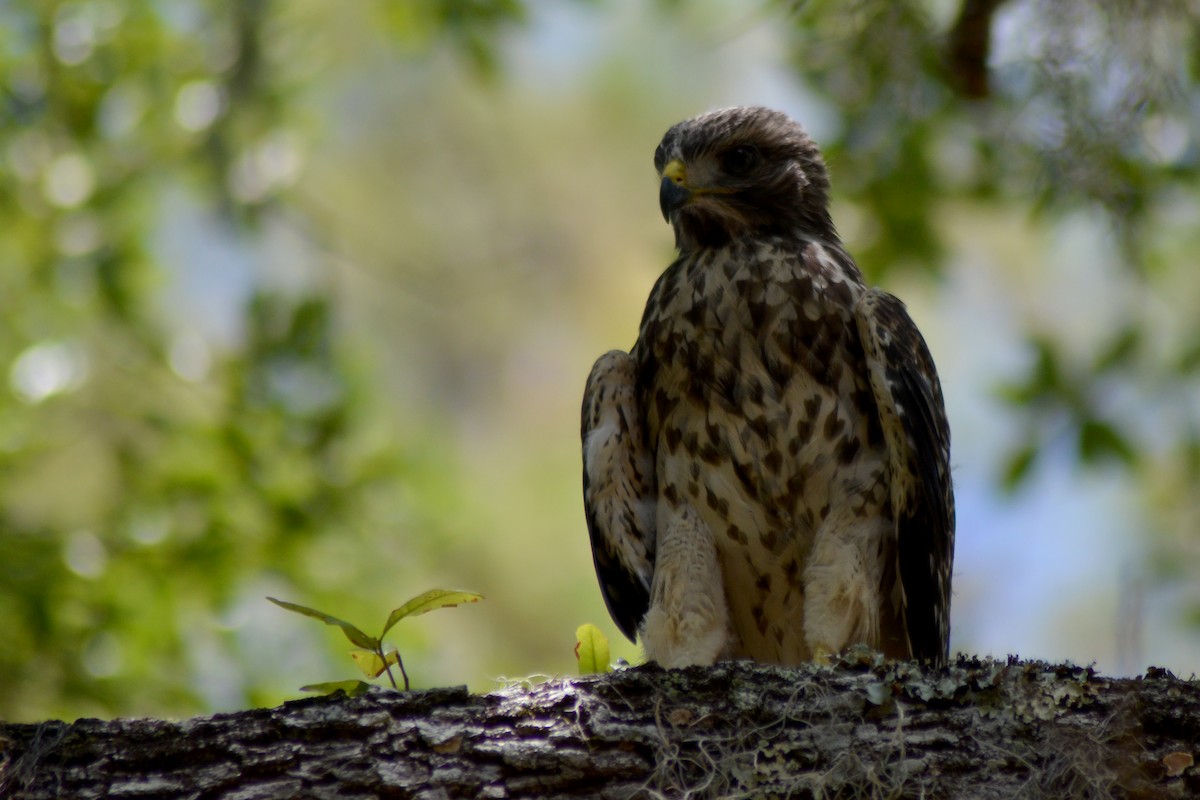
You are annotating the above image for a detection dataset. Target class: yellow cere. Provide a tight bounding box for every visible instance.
[662,159,687,185]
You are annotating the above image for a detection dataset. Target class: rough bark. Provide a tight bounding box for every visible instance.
[2,654,1198,799]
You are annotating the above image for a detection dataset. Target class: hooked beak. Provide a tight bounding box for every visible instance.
[659,159,690,222]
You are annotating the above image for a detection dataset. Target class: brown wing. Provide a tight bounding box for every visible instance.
[581,350,657,642]
[855,289,955,664]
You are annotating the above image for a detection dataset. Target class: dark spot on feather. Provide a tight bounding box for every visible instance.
[655,389,671,424]
[752,604,768,635]
[732,460,757,494]
[804,395,821,419]
[747,297,767,330]
[705,421,721,444]
[690,357,715,397]
[823,410,845,439]
[705,487,730,516]
[760,528,779,552]
[747,379,765,405]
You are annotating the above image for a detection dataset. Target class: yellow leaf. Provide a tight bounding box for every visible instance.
[575,623,611,675]
[300,680,371,697]
[382,589,484,637]
[350,648,398,678]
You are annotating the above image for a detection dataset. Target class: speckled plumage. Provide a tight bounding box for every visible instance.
[582,107,954,667]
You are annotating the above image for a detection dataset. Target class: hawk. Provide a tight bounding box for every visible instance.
[581,107,954,668]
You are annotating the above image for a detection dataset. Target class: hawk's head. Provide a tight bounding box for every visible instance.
[654,106,835,252]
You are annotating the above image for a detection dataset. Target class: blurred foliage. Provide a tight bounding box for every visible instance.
[786,0,1197,269]
[1,0,1199,721]
[0,0,487,720]
[784,0,1200,513]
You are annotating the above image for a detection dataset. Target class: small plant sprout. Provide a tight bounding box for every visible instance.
[574,623,612,675]
[268,589,484,694]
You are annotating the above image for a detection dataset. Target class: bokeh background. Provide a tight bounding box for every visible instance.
[3,0,1199,722]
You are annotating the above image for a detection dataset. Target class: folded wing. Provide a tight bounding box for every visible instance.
[855,289,955,664]
[581,350,657,642]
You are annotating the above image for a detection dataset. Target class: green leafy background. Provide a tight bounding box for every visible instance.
[2,0,1198,721]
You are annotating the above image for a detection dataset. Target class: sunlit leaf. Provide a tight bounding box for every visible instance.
[575,623,611,675]
[350,648,399,679]
[300,680,372,697]
[382,589,484,637]
[267,597,378,650]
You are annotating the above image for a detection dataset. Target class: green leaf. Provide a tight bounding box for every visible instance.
[381,590,484,638]
[350,648,399,679]
[1000,443,1038,492]
[267,597,378,650]
[300,680,372,697]
[1030,338,1064,396]
[575,623,611,675]
[1093,326,1140,373]
[1078,419,1137,467]
[996,338,1064,408]
[1177,339,1200,374]
[1184,436,1200,482]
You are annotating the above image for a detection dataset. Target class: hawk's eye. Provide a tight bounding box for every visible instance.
[721,145,759,177]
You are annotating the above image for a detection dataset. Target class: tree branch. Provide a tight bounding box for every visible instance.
[2,654,1198,798]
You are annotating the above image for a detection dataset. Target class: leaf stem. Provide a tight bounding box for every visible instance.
[379,646,398,689]
[396,651,410,691]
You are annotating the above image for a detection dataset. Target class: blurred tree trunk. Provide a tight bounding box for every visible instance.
[2,657,1197,799]
[948,0,1010,97]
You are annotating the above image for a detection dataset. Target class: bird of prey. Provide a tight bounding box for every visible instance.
[581,107,954,668]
